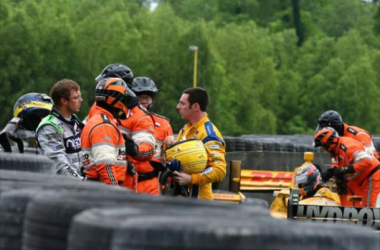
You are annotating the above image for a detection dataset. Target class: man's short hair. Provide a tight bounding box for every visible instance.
[183,87,209,112]
[50,79,80,107]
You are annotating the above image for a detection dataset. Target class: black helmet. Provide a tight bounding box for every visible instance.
[13,92,53,131]
[95,77,137,116]
[1,93,52,153]
[95,63,134,87]
[131,77,158,110]
[316,110,343,135]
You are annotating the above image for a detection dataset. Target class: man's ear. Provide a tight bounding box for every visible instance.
[192,103,200,111]
[60,97,68,106]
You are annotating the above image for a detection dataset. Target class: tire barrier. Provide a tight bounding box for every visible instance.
[22,190,269,250]
[0,190,46,250]
[241,197,269,208]
[0,170,124,195]
[68,208,379,250]
[0,171,131,250]
[224,135,380,154]
[0,152,54,173]
[67,205,268,250]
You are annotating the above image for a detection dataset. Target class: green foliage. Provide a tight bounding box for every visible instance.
[1,0,380,137]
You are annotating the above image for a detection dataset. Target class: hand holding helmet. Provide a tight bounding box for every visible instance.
[322,167,336,183]
[164,139,207,174]
[167,159,182,172]
[335,177,348,195]
[333,165,355,178]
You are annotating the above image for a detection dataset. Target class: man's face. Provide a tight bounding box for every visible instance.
[137,94,152,110]
[177,93,193,120]
[66,90,83,114]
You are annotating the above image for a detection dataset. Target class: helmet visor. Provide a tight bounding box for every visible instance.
[95,73,104,82]
[1,117,21,135]
[295,175,309,185]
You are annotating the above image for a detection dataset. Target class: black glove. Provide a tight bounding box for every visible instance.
[336,177,348,195]
[333,165,355,179]
[127,161,136,175]
[123,134,138,156]
[149,161,167,173]
[322,168,336,183]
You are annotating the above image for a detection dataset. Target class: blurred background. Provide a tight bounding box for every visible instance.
[1,0,379,136]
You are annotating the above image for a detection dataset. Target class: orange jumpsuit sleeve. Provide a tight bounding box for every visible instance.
[130,114,156,162]
[90,124,121,185]
[346,145,373,172]
[355,132,379,159]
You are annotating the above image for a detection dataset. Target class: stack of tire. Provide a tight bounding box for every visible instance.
[0,152,379,250]
[224,135,380,154]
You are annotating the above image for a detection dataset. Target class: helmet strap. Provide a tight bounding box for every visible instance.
[96,101,122,118]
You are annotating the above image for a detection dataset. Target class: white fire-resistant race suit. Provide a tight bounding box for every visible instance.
[36,108,84,178]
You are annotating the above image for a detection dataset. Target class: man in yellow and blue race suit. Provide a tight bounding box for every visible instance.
[173,87,226,200]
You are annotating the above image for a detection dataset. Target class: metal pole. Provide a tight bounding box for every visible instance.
[189,45,198,88]
[193,49,198,87]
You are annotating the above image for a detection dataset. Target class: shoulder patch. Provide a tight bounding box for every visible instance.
[208,144,220,149]
[100,114,111,124]
[203,121,224,146]
[347,127,358,135]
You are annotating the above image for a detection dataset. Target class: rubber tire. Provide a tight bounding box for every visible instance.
[69,213,380,250]
[0,190,44,250]
[241,198,269,208]
[0,152,54,173]
[24,189,269,250]
[0,179,130,250]
[67,204,269,250]
[0,170,121,195]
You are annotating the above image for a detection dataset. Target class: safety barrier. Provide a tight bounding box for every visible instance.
[287,188,380,233]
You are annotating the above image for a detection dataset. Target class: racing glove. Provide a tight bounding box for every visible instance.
[333,165,355,179]
[322,168,336,183]
[123,134,138,156]
[149,161,167,173]
[167,159,182,172]
[127,161,136,175]
[336,177,348,195]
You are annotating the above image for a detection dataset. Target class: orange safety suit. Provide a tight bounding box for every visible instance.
[342,123,380,160]
[119,105,156,191]
[333,136,380,207]
[134,112,174,195]
[81,106,126,185]
[176,115,226,200]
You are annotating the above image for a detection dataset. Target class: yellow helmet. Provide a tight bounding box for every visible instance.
[165,139,208,174]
